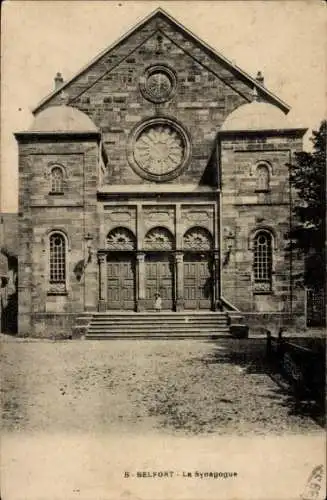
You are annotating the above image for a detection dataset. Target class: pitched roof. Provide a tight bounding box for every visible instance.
[33,8,290,114]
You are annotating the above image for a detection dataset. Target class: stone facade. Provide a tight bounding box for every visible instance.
[15,9,306,337]
[220,132,305,316]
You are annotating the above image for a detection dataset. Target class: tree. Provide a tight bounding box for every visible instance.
[290,120,326,289]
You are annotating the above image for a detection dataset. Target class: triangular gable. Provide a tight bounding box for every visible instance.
[33,8,290,114]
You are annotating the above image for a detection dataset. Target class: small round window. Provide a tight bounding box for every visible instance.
[140,65,176,103]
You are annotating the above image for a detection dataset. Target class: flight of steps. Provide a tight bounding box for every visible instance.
[75,312,231,339]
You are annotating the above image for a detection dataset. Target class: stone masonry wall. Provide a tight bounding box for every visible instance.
[17,136,99,336]
[34,14,260,188]
[220,132,305,322]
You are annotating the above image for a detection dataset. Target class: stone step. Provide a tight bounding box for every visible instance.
[91,318,228,322]
[87,322,228,329]
[92,313,228,317]
[87,329,229,335]
[85,332,231,339]
[75,311,232,339]
[90,315,228,320]
[93,311,227,314]
[89,320,228,326]
[88,323,228,329]
[90,312,228,317]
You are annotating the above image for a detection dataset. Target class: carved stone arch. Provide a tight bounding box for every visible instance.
[106,227,136,250]
[255,163,271,192]
[50,162,66,175]
[44,162,68,180]
[250,160,273,177]
[45,163,68,194]
[144,226,175,251]
[183,226,213,251]
[248,226,278,250]
[44,227,71,251]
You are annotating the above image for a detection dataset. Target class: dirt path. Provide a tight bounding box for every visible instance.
[1,339,322,435]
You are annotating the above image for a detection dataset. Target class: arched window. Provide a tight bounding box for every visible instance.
[253,231,273,292]
[49,233,66,292]
[255,164,270,192]
[50,166,64,194]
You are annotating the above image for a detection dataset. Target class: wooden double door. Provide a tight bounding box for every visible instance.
[145,253,174,310]
[183,253,213,310]
[107,253,136,310]
[106,251,214,311]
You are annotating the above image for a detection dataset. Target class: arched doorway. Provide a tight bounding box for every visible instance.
[106,227,136,310]
[183,227,213,310]
[144,227,175,310]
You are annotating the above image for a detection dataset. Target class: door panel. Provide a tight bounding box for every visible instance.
[107,254,135,310]
[145,253,174,310]
[184,253,212,310]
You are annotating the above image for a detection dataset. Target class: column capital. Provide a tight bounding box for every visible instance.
[98,253,107,264]
[136,252,145,262]
[175,251,184,263]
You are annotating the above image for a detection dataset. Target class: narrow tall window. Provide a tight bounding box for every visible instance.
[253,231,272,292]
[255,164,270,192]
[49,233,66,290]
[50,166,64,193]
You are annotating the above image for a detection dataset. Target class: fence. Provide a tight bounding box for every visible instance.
[305,288,326,327]
[266,331,325,405]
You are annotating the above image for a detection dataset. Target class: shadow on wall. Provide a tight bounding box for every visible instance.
[1,254,18,334]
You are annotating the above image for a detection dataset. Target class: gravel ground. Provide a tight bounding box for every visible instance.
[0,338,323,436]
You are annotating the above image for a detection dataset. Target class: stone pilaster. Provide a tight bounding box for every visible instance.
[136,252,146,311]
[213,250,220,310]
[175,251,184,311]
[98,253,107,311]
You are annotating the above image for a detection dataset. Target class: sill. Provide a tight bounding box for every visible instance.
[253,282,273,295]
[48,192,65,196]
[47,283,68,296]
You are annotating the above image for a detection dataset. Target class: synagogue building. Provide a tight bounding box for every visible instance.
[15,9,306,338]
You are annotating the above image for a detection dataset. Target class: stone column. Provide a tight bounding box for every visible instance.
[98,253,107,312]
[175,252,184,311]
[136,252,146,312]
[213,250,220,311]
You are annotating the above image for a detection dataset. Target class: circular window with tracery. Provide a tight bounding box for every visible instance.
[140,65,176,103]
[128,118,191,182]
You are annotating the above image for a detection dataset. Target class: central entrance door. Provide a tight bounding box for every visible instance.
[107,253,136,310]
[183,252,213,310]
[145,253,174,310]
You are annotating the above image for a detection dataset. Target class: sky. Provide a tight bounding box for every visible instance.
[1,0,326,212]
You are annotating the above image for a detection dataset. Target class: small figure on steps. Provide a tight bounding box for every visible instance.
[154,292,162,311]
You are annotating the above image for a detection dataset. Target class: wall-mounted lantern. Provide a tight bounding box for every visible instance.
[85,233,94,263]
